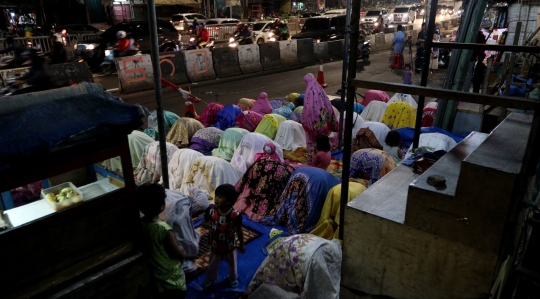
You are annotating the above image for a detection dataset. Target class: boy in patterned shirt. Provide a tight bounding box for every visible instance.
[202,184,245,290]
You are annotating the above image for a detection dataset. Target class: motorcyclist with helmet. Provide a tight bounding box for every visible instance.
[114,30,138,57]
[196,23,210,48]
[240,24,253,44]
[45,34,67,65]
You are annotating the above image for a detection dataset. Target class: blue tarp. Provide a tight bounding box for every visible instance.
[0,94,142,170]
[187,215,288,299]
[394,126,471,148]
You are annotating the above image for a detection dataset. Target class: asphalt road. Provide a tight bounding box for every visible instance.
[114,46,447,122]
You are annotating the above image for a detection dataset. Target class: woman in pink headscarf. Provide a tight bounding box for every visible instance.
[251,92,273,115]
[361,90,390,107]
[253,142,282,163]
[301,73,339,155]
[235,110,263,132]
[199,102,224,127]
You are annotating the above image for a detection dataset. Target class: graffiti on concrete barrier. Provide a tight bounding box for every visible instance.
[121,56,147,83]
[159,54,176,77]
[120,54,182,83]
[191,50,209,74]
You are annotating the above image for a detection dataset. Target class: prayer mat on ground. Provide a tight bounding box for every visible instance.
[185,225,262,282]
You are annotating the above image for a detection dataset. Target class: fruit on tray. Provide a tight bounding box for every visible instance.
[45,187,79,203]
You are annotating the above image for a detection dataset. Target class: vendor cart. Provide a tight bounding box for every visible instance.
[0,85,149,298]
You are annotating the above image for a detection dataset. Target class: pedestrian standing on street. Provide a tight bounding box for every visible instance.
[390,24,406,69]
[463,31,487,92]
[202,184,245,290]
[429,33,439,79]
[137,184,187,299]
[472,53,487,93]
[415,22,427,72]
[402,64,413,84]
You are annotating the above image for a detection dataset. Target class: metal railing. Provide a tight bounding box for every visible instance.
[0,33,101,59]
[206,25,238,41]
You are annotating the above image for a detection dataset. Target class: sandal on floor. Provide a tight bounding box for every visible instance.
[202,280,214,290]
[229,277,239,288]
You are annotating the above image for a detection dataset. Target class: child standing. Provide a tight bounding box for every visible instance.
[308,134,332,170]
[402,64,413,85]
[202,184,245,290]
[383,130,403,164]
[137,184,187,299]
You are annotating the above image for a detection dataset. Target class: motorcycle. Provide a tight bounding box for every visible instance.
[228,34,253,48]
[186,37,215,50]
[358,40,371,61]
[100,48,142,75]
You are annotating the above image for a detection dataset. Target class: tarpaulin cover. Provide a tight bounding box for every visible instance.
[0,94,142,171]
[187,215,288,299]
[394,126,470,148]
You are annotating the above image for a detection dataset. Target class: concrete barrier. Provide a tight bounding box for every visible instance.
[116,54,155,94]
[376,33,389,50]
[212,47,242,78]
[49,62,94,87]
[258,42,283,70]
[296,38,316,64]
[384,32,395,50]
[313,42,330,61]
[237,44,263,74]
[384,27,396,33]
[159,51,190,85]
[279,40,300,66]
[184,48,217,82]
[328,40,343,60]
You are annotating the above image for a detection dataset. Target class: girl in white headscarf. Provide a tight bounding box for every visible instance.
[230,132,284,175]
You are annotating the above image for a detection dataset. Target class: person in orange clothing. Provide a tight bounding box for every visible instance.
[114,30,131,57]
[196,23,210,49]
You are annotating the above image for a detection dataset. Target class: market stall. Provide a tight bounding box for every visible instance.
[0,87,148,298]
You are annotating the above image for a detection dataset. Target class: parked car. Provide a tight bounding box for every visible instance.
[171,13,207,32]
[391,6,416,24]
[436,5,448,15]
[74,20,181,68]
[292,14,346,42]
[361,9,391,28]
[416,5,426,17]
[55,24,103,35]
[324,9,347,15]
[300,12,321,18]
[205,18,240,41]
[251,21,276,44]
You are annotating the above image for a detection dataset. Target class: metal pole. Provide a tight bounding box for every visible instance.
[147,0,169,189]
[337,0,353,148]
[338,0,360,241]
[435,0,488,130]
[413,0,438,149]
